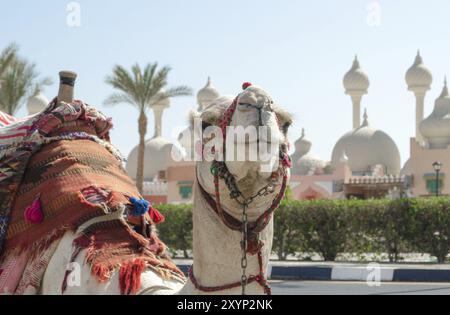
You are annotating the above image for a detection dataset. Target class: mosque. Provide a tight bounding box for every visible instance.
[290,52,449,199]
[25,52,450,203]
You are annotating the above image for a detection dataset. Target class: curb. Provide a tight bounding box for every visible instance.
[176,262,450,283]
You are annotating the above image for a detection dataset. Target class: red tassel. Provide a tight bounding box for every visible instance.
[149,206,165,224]
[119,259,146,295]
[24,196,44,224]
[92,264,111,282]
[242,82,252,90]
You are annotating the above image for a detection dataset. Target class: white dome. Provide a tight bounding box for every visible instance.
[150,89,170,108]
[27,91,48,115]
[420,79,450,148]
[126,137,180,180]
[331,111,401,174]
[291,129,326,176]
[197,77,220,110]
[343,56,370,94]
[405,51,432,90]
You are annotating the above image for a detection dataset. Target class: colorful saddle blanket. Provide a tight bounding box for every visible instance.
[0,101,184,294]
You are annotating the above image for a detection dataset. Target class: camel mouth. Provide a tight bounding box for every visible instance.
[236,173,283,191]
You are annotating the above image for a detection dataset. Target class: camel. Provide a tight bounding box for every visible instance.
[0,72,292,295]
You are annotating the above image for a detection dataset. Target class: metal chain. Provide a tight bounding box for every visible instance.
[240,203,249,295]
[213,160,276,206]
[238,185,273,295]
[212,160,275,295]
[246,184,276,205]
[211,144,285,296]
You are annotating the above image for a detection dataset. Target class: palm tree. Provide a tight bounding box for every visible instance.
[105,63,192,193]
[0,43,52,115]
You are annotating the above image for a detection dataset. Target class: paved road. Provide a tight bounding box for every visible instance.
[271,281,450,295]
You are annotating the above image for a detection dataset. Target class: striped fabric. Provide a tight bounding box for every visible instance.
[0,111,17,127]
[0,113,37,157]
[0,105,50,256]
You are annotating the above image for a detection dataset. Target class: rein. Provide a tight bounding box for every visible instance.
[189,84,291,295]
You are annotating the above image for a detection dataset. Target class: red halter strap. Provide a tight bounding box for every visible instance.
[189,251,271,295]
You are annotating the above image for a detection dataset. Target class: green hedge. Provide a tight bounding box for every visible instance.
[156,197,450,263]
[157,204,193,258]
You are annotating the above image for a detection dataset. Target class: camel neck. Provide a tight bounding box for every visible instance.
[179,185,273,295]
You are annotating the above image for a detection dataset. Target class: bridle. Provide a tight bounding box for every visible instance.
[189,85,291,295]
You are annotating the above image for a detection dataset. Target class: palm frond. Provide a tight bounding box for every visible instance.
[31,77,53,96]
[0,43,18,78]
[149,66,171,96]
[103,92,137,108]
[143,63,158,101]
[106,66,137,95]
[163,86,193,98]
[0,56,40,115]
[150,86,193,105]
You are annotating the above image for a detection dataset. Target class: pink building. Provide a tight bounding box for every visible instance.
[402,75,450,197]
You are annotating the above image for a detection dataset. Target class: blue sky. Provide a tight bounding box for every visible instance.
[3,0,450,166]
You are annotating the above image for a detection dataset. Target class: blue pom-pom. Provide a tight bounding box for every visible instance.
[129,197,150,216]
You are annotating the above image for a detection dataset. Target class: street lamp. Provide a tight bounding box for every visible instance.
[433,161,443,197]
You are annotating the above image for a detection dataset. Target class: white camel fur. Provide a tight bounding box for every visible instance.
[40,77,293,295]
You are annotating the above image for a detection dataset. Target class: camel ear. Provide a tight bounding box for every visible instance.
[199,96,232,127]
[188,108,219,134]
[273,105,293,133]
[201,107,223,126]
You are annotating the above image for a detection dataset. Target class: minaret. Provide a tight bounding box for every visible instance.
[197,77,220,111]
[150,90,170,138]
[405,51,433,143]
[57,71,77,103]
[419,77,450,149]
[343,56,370,129]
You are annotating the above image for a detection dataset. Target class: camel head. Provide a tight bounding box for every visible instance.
[192,83,293,219]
